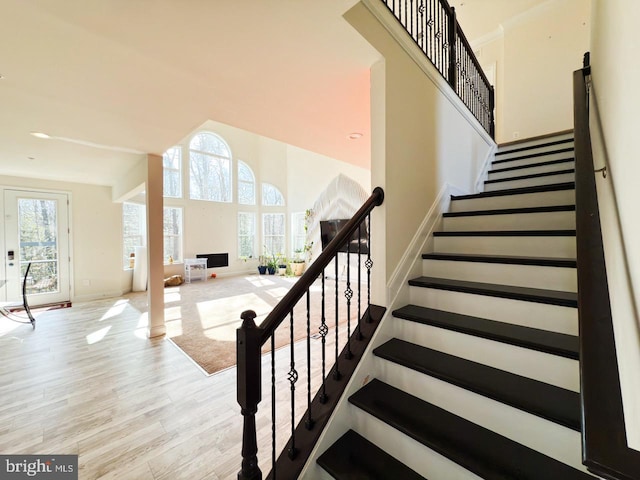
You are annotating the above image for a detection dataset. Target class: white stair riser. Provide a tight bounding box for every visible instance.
[351,408,483,480]
[377,360,586,472]
[393,320,579,391]
[450,190,575,213]
[495,149,574,165]
[433,235,576,257]
[484,173,575,192]
[422,259,577,292]
[442,211,575,232]
[488,161,574,180]
[409,286,578,335]
[497,134,574,156]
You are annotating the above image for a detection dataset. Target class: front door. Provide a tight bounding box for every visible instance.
[3,190,71,306]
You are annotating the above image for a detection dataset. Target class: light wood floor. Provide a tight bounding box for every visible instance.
[0,277,356,479]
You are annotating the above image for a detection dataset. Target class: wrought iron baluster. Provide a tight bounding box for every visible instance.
[319,270,328,403]
[366,213,373,323]
[287,311,298,460]
[305,289,314,429]
[333,254,341,380]
[345,238,353,360]
[357,224,363,341]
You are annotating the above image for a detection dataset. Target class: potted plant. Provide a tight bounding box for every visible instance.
[257,255,267,275]
[266,256,278,275]
[290,249,306,276]
[277,254,288,276]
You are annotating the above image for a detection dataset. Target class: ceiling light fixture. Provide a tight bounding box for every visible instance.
[348,132,363,140]
[31,132,51,139]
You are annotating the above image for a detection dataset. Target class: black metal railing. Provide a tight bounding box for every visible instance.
[574,52,640,480]
[381,0,495,137]
[237,187,385,480]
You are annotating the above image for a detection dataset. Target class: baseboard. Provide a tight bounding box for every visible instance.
[72,290,126,303]
[474,144,498,193]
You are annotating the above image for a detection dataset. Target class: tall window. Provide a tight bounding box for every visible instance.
[122,202,146,269]
[262,183,285,206]
[238,212,256,258]
[189,132,232,202]
[291,212,306,256]
[163,207,183,263]
[163,146,182,198]
[237,161,256,205]
[263,213,285,256]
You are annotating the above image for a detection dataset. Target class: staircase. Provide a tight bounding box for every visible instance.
[315,132,599,479]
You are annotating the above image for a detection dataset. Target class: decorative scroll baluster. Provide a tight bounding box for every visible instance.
[357,224,363,340]
[287,311,298,460]
[305,290,315,429]
[319,271,328,403]
[333,255,341,380]
[345,238,353,360]
[366,213,374,322]
[382,0,494,137]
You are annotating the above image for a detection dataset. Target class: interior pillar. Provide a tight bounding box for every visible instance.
[146,153,166,337]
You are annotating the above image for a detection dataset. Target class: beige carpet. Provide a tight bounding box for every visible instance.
[126,273,364,374]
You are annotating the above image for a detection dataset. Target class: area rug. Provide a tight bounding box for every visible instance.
[126,273,365,375]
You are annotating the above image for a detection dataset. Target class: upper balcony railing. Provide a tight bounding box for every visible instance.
[381,0,495,138]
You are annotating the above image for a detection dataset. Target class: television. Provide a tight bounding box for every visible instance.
[320,219,369,254]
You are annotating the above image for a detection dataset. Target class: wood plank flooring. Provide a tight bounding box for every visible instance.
[0,278,357,479]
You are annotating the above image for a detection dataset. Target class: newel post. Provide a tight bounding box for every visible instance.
[237,310,263,480]
[448,6,458,92]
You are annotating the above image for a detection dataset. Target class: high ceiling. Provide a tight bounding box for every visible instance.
[0,0,548,188]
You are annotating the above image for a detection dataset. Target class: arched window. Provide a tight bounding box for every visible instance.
[189,132,232,202]
[237,160,256,205]
[163,146,182,198]
[262,183,285,206]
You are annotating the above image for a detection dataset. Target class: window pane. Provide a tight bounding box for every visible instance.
[291,212,306,256]
[238,161,255,205]
[263,213,285,255]
[163,207,182,262]
[163,146,182,198]
[238,212,256,258]
[189,148,232,202]
[123,203,146,269]
[262,183,285,206]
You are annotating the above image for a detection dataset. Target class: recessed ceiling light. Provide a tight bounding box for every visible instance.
[348,132,363,140]
[31,132,51,139]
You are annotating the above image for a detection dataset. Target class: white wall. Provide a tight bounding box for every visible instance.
[590,0,640,450]
[473,0,590,143]
[0,175,127,301]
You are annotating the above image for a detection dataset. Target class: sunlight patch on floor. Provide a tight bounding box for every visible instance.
[86,325,112,344]
[99,299,129,321]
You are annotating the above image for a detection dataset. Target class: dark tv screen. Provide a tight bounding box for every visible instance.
[320,219,369,254]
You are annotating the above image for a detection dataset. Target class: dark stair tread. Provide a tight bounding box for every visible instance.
[317,429,427,480]
[496,137,574,156]
[489,157,574,174]
[485,168,575,185]
[433,229,576,237]
[408,276,577,307]
[451,182,574,201]
[374,338,580,430]
[421,252,577,268]
[350,379,595,480]
[443,204,575,218]
[393,304,579,359]
[493,146,575,165]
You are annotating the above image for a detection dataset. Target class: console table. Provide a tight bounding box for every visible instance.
[184,258,207,283]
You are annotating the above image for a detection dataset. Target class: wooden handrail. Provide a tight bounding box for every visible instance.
[574,53,640,480]
[257,187,384,344]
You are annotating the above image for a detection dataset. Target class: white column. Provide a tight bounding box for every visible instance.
[146,153,165,338]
